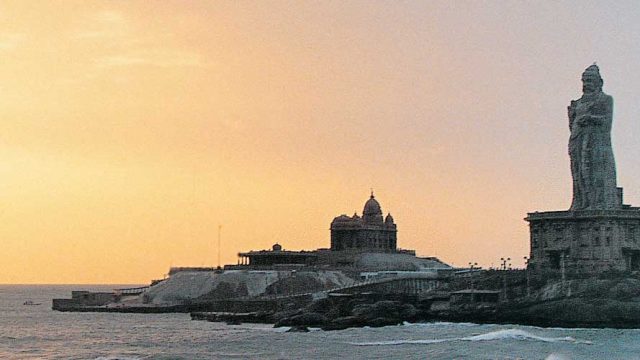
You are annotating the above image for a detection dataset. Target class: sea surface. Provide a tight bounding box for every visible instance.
[1,285,639,359]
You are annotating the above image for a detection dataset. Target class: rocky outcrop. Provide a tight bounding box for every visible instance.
[425,276,640,328]
[142,270,355,305]
[500,298,640,327]
[274,312,328,327]
[274,298,417,330]
[491,277,640,328]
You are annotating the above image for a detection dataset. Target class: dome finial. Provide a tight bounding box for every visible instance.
[370,188,374,199]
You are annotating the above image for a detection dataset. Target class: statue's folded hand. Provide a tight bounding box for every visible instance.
[577,116,588,126]
[577,115,603,126]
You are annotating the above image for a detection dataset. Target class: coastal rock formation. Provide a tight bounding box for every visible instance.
[264,271,355,296]
[497,277,640,327]
[142,270,354,305]
[274,298,418,330]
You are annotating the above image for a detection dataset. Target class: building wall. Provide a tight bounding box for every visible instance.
[527,210,640,272]
[330,226,396,251]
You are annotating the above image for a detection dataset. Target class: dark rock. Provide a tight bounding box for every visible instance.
[351,300,415,321]
[304,297,334,314]
[610,279,640,300]
[398,303,417,319]
[266,274,323,295]
[368,317,401,328]
[351,303,374,319]
[272,309,302,323]
[274,312,327,327]
[322,316,367,331]
[287,325,310,332]
[504,297,640,326]
[204,281,248,300]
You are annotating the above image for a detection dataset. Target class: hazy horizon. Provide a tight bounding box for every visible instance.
[2,1,640,283]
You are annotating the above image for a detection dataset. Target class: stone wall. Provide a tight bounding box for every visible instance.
[526,209,640,272]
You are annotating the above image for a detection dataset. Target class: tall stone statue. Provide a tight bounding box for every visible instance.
[527,65,639,274]
[568,64,620,210]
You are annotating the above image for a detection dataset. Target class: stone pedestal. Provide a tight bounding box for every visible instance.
[525,208,640,272]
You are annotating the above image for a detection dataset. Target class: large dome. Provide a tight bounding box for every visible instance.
[363,194,382,216]
[362,192,384,225]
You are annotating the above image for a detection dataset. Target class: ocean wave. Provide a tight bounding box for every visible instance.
[545,353,573,360]
[94,356,144,360]
[465,329,586,343]
[350,328,592,346]
[271,326,291,333]
[402,321,486,328]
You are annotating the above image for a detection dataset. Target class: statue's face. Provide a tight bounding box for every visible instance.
[582,74,600,94]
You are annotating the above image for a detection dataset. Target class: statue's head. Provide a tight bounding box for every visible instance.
[581,64,603,94]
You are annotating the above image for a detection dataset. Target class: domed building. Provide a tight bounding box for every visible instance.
[330,192,397,251]
[232,190,452,271]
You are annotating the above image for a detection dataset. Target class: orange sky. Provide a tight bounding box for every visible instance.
[2,1,640,283]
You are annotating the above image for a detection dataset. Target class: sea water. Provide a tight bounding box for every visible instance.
[1,285,638,359]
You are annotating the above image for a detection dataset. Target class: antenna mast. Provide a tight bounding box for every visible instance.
[217,225,222,269]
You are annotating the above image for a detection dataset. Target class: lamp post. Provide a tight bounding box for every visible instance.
[468,262,478,295]
[500,257,511,271]
[524,256,530,297]
[217,225,222,269]
[500,257,510,302]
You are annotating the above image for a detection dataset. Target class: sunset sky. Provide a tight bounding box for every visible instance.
[2,1,640,283]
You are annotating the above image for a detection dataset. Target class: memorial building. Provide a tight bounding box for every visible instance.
[330,192,397,251]
[234,192,433,269]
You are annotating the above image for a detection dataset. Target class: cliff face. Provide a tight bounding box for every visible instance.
[505,298,640,326]
[497,277,640,327]
[525,278,640,302]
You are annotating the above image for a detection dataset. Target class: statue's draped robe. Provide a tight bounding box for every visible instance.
[568,92,619,210]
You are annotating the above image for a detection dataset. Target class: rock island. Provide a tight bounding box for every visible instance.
[54,65,640,329]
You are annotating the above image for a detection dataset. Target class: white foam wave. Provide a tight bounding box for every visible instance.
[465,329,581,343]
[545,353,572,360]
[402,321,483,328]
[271,326,291,333]
[350,328,592,346]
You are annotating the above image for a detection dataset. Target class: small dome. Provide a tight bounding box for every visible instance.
[332,214,352,223]
[385,213,395,224]
[272,243,282,251]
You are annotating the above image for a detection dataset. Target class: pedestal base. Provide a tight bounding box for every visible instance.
[525,208,640,272]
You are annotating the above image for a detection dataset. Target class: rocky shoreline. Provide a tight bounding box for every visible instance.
[233,275,640,330]
[54,269,640,330]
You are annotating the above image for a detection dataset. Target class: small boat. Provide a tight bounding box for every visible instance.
[23,300,42,306]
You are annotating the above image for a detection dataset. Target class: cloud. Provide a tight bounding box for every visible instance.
[72,10,209,70]
[95,10,125,25]
[73,10,127,40]
[95,51,209,68]
[95,56,147,67]
[0,33,25,51]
